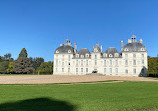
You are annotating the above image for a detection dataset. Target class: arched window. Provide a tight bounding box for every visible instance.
[68,50,71,53]
[109,54,113,57]
[56,50,59,53]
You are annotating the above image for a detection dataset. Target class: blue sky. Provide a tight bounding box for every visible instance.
[0,0,158,61]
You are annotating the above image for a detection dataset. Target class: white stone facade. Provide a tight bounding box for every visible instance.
[53,36,148,77]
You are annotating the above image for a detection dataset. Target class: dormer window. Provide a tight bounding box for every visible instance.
[115,53,119,57]
[124,48,129,51]
[109,54,113,57]
[86,54,89,58]
[68,50,71,53]
[56,50,59,53]
[103,53,107,57]
[81,55,84,58]
[141,48,144,51]
[76,54,79,58]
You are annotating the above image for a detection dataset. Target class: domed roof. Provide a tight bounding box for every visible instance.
[123,42,147,52]
[54,45,75,54]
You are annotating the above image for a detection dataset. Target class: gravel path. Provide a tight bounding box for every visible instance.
[0,75,157,84]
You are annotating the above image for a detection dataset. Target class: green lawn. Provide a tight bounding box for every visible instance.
[0,82,158,111]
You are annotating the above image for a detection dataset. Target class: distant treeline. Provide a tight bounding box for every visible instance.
[148,56,158,77]
[0,48,53,74]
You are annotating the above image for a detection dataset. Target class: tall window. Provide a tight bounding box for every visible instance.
[69,55,71,60]
[95,55,97,59]
[95,60,97,65]
[86,68,88,73]
[81,60,83,66]
[133,54,136,58]
[68,68,70,72]
[81,68,83,73]
[142,54,144,58]
[104,68,106,73]
[76,68,78,73]
[115,60,118,66]
[104,60,106,66]
[86,60,88,65]
[133,60,136,65]
[76,60,78,66]
[125,60,128,66]
[56,60,58,66]
[62,62,64,66]
[115,68,118,73]
[142,60,144,65]
[56,68,58,72]
[133,68,136,74]
[125,69,128,74]
[62,55,64,59]
[110,68,112,73]
[125,54,128,58]
[110,60,112,66]
[62,68,64,72]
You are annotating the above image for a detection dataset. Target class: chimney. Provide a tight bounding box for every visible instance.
[101,45,103,52]
[74,43,77,53]
[121,40,123,51]
[60,43,64,46]
[139,39,143,44]
[128,39,132,43]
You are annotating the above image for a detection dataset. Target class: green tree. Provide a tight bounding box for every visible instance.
[14,48,34,74]
[0,61,9,74]
[36,61,53,75]
[29,57,44,70]
[148,56,158,77]
[7,62,14,74]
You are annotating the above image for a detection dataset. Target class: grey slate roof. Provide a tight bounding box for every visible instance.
[123,42,147,52]
[74,48,91,58]
[54,45,75,54]
[104,47,121,58]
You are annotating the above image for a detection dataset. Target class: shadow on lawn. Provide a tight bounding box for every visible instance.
[0,97,76,111]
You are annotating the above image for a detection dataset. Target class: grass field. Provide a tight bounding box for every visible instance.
[0,81,158,111]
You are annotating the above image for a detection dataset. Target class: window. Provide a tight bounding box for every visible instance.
[68,68,70,72]
[133,60,136,65]
[81,60,83,66]
[56,55,58,58]
[142,54,144,58]
[141,48,144,51]
[125,48,129,51]
[133,68,136,74]
[109,54,113,57]
[56,50,59,53]
[68,62,70,66]
[62,68,64,72]
[69,55,71,60]
[86,54,89,58]
[125,60,128,65]
[81,68,83,73]
[125,69,128,74]
[115,68,118,73]
[115,53,119,57]
[62,62,64,66]
[125,54,128,58]
[56,60,58,66]
[115,60,118,66]
[86,68,88,73]
[76,60,78,66]
[104,68,106,73]
[133,54,136,58]
[62,55,64,59]
[76,68,78,73]
[68,50,71,53]
[76,54,79,58]
[110,60,112,66]
[110,68,112,73]
[95,55,97,59]
[104,60,106,66]
[142,60,144,65]
[86,60,88,65]
[104,53,107,57]
[81,55,84,58]
[95,60,97,65]
[56,68,58,72]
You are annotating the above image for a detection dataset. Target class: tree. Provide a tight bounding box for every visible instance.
[29,57,44,70]
[14,48,34,74]
[148,56,158,77]
[4,53,12,61]
[0,61,9,74]
[7,62,14,74]
[36,61,53,74]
